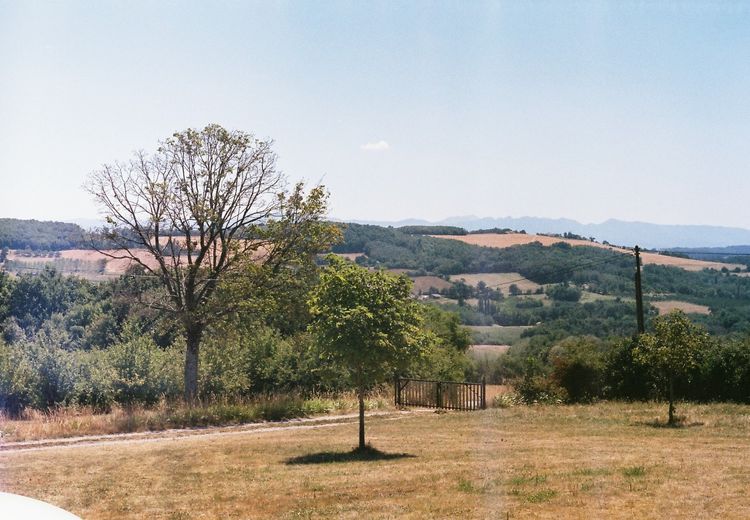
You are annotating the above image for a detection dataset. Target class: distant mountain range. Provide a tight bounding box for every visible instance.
[6,215,750,251]
[348,216,750,250]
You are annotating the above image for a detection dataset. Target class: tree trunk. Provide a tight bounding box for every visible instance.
[668,375,675,426]
[358,386,366,450]
[184,325,203,404]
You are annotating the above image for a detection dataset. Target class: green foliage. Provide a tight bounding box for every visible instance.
[408,305,472,381]
[513,357,566,404]
[397,225,467,235]
[634,310,710,423]
[634,311,708,382]
[9,266,94,330]
[107,335,182,405]
[548,336,605,402]
[546,283,582,302]
[308,256,429,392]
[199,324,347,398]
[0,339,41,414]
[697,337,750,402]
[0,271,12,323]
[603,337,657,400]
[0,331,183,414]
[0,218,86,250]
[466,351,523,385]
[518,300,639,342]
[336,224,633,283]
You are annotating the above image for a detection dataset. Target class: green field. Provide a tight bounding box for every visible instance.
[468,325,532,346]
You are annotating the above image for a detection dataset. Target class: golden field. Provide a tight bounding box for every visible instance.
[2,402,750,519]
[436,233,744,272]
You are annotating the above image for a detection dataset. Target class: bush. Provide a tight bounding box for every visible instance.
[513,357,566,404]
[548,336,605,403]
[546,283,582,302]
[107,336,182,405]
[697,337,750,402]
[0,340,42,414]
[604,336,669,401]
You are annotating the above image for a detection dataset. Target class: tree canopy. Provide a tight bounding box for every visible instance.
[87,124,337,401]
[308,256,428,448]
[634,310,710,424]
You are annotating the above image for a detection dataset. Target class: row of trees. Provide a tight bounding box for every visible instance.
[483,310,741,426]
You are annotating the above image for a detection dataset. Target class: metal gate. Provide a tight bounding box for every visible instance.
[395,377,486,411]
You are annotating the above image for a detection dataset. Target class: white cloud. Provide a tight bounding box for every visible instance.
[360,140,390,152]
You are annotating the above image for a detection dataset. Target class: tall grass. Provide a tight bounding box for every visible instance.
[0,391,392,442]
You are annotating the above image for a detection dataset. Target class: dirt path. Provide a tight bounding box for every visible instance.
[0,410,427,455]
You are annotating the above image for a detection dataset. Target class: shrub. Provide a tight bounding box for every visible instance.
[548,336,605,403]
[107,336,182,404]
[0,340,42,414]
[513,357,566,404]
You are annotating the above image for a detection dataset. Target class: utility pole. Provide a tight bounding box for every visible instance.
[634,245,645,334]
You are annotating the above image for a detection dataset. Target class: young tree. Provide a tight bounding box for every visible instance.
[87,124,338,401]
[633,310,709,425]
[308,256,428,449]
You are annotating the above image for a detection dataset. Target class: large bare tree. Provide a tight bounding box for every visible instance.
[87,124,336,401]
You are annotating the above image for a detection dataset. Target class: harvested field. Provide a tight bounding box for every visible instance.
[4,402,750,518]
[451,272,541,294]
[437,234,745,272]
[435,232,606,250]
[653,300,711,316]
[409,275,452,294]
[6,249,160,277]
[334,252,366,261]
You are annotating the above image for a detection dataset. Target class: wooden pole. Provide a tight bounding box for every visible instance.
[635,245,645,334]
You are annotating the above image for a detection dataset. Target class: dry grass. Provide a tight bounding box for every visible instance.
[6,248,160,277]
[434,232,605,250]
[333,252,365,261]
[0,394,392,443]
[653,300,711,316]
[451,272,541,294]
[3,401,750,518]
[438,234,744,272]
[409,275,453,294]
[484,384,512,403]
[470,344,511,355]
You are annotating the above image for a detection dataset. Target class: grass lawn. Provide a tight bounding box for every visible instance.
[3,401,750,519]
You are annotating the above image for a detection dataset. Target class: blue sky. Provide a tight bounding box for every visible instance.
[1,1,749,227]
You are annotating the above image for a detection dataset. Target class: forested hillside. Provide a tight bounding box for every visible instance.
[0,218,87,250]
[334,223,750,338]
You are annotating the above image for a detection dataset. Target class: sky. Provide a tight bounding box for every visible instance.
[1,1,750,228]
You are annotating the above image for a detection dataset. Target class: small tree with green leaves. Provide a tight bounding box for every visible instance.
[308,256,427,449]
[633,310,709,425]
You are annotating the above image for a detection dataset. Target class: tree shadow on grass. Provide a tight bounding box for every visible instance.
[285,445,415,465]
[636,418,705,429]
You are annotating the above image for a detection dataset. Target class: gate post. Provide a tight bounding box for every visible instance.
[436,381,442,409]
[394,375,400,406]
[481,377,487,409]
